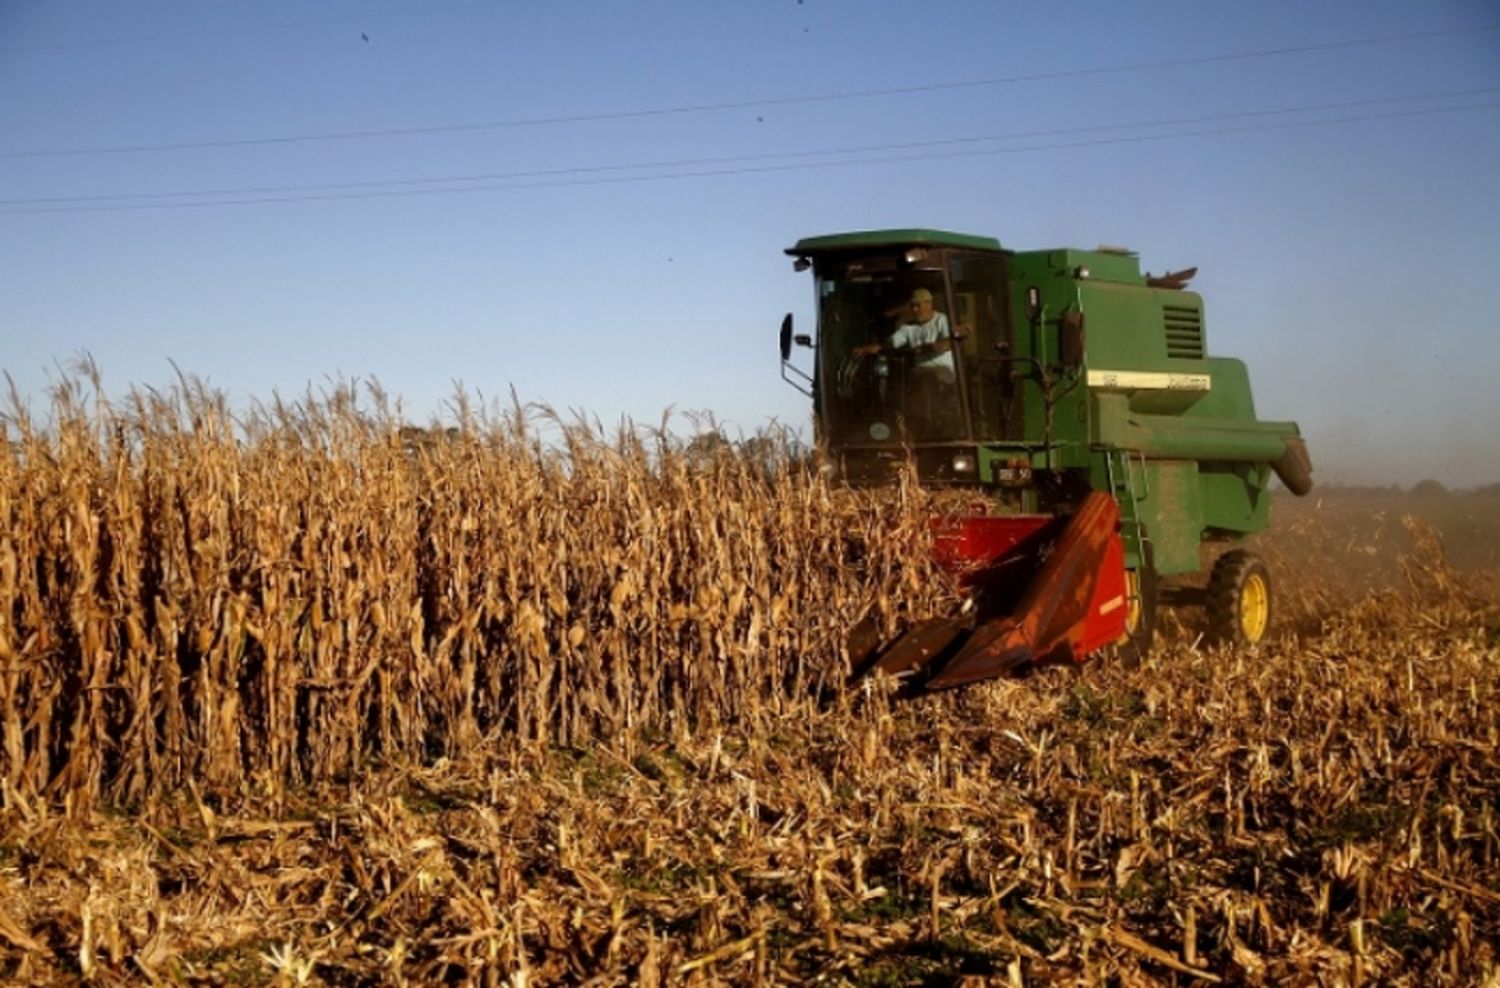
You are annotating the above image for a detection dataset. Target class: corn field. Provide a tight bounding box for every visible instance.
[0,375,953,810]
[1,375,1497,984]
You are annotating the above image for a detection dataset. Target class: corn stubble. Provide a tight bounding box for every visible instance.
[1,376,1497,985]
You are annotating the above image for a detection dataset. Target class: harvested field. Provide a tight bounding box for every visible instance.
[1,379,1497,985]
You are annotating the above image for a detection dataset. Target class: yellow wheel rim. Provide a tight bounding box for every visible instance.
[1239,572,1269,642]
[1116,570,1142,644]
[1122,572,1140,632]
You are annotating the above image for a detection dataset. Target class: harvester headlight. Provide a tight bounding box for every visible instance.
[952,454,975,474]
[1075,266,1091,279]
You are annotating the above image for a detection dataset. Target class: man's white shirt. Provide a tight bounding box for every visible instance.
[889,312,955,378]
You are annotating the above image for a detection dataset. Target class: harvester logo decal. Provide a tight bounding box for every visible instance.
[1086,370,1211,392]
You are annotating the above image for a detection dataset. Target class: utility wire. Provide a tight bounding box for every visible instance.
[3,99,1494,215]
[0,0,488,54]
[4,88,1494,209]
[2,23,1495,160]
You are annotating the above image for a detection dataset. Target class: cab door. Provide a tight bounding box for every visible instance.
[946,251,1019,441]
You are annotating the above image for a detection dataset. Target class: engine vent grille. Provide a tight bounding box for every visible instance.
[1163,303,1205,359]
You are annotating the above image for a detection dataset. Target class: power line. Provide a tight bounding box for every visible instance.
[4,88,1494,209]
[3,98,1494,215]
[2,23,1495,160]
[0,0,488,55]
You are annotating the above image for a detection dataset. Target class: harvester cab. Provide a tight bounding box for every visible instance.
[779,229,1313,690]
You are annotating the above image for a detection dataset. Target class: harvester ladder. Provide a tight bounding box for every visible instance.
[1106,447,1151,571]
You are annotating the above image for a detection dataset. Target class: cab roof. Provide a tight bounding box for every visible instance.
[787,229,1003,255]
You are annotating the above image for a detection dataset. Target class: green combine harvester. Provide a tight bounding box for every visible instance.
[778,229,1312,690]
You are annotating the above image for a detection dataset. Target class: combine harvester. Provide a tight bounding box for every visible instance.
[778,230,1312,691]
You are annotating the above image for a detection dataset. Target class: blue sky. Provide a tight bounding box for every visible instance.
[3,1,1498,485]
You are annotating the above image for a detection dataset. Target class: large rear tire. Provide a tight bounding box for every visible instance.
[1206,549,1273,646]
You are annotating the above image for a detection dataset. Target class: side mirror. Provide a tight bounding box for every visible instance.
[778,313,815,398]
[1060,310,1086,368]
[1024,286,1042,323]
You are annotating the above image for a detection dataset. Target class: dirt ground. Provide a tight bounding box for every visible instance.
[1260,487,1500,594]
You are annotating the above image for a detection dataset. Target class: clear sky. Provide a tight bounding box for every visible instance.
[3,1,1498,486]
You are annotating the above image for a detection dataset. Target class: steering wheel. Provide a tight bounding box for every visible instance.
[836,351,872,400]
[837,349,913,404]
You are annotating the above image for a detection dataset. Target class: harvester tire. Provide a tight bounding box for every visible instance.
[1115,562,1157,667]
[1206,550,1273,647]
